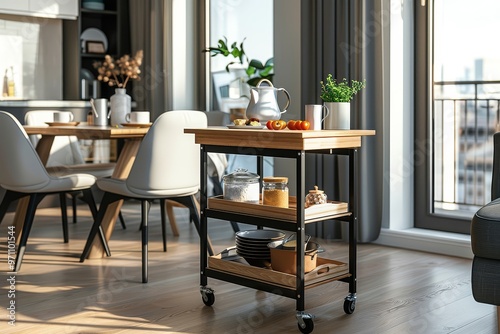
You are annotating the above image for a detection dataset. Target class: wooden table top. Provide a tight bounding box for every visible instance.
[24,124,149,139]
[185,126,376,150]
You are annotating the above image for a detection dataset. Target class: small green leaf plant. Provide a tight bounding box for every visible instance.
[320,74,366,103]
[203,36,274,86]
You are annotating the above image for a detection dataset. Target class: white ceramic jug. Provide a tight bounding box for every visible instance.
[245,79,290,122]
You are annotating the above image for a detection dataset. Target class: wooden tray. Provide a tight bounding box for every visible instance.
[208,248,349,289]
[208,196,349,222]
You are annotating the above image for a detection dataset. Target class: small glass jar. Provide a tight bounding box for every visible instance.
[262,176,289,208]
[305,186,327,207]
[223,168,260,203]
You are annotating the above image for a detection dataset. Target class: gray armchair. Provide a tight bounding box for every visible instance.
[471,132,500,329]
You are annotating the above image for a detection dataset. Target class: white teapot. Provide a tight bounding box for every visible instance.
[245,79,290,122]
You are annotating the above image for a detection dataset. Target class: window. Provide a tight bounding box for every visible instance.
[415,0,500,233]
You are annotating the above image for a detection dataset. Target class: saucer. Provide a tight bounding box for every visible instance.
[46,122,80,126]
[121,123,152,128]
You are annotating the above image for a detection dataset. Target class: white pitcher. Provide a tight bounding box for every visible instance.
[245,79,290,122]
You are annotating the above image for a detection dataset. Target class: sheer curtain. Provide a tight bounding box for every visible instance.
[129,0,172,119]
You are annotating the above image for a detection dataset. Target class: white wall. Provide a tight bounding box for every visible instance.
[0,14,62,99]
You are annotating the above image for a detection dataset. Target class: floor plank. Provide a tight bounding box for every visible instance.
[0,202,496,333]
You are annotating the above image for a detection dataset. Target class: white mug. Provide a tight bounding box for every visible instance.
[305,104,329,130]
[54,111,74,123]
[125,111,150,124]
[92,98,108,126]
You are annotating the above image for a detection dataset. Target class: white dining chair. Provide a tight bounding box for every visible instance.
[80,110,212,283]
[0,111,110,271]
[24,110,126,229]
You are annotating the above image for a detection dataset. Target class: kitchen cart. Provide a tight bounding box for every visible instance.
[185,127,375,333]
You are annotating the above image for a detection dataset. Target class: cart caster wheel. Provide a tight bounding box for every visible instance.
[297,317,314,333]
[343,298,356,314]
[201,289,215,306]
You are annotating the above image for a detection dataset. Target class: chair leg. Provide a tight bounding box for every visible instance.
[71,193,77,224]
[59,193,69,243]
[230,221,240,232]
[80,192,119,262]
[141,200,151,283]
[160,199,167,252]
[15,193,45,272]
[81,189,111,257]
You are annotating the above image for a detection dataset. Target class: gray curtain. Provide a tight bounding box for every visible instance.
[129,0,172,119]
[304,0,385,242]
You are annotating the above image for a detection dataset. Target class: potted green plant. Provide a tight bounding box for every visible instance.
[320,74,366,129]
[203,37,274,86]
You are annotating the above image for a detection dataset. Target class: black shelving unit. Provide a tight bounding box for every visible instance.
[63,0,130,100]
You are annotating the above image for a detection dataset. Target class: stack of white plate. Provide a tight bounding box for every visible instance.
[235,230,285,267]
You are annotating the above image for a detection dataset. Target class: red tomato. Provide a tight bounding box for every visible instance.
[294,120,302,130]
[266,120,273,130]
[300,120,311,130]
[287,120,296,130]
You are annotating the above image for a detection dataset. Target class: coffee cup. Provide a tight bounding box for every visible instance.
[305,104,329,130]
[126,111,150,124]
[54,111,74,123]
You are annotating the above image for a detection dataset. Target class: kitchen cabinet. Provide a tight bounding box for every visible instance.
[0,0,78,19]
[63,0,130,100]
[185,127,375,333]
[0,0,29,13]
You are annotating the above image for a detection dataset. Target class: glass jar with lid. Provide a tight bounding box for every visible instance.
[262,176,289,208]
[222,168,260,203]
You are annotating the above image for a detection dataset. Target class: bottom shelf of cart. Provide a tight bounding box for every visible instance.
[205,255,350,298]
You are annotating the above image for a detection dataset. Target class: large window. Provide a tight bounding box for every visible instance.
[415,0,500,233]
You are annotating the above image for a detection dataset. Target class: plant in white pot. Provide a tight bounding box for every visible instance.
[320,74,366,129]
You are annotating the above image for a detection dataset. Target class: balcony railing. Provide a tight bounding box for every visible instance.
[433,80,500,217]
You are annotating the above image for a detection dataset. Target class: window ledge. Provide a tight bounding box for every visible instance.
[373,228,473,259]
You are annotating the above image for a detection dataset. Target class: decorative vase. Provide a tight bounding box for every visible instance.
[110,88,131,126]
[324,102,350,129]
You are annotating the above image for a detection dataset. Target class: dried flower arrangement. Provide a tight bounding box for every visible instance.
[94,50,144,88]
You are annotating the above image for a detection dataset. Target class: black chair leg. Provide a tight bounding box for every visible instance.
[230,221,240,232]
[141,200,151,283]
[80,192,118,262]
[160,199,167,252]
[72,193,77,223]
[15,193,45,272]
[59,193,69,243]
[81,189,111,257]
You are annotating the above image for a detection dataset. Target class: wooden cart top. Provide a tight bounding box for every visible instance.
[185,127,375,150]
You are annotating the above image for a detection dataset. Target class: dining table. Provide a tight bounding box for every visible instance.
[20,124,149,258]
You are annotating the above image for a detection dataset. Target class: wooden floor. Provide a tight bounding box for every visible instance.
[0,200,497,334]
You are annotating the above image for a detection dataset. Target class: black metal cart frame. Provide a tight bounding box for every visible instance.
[197,141,359,333]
